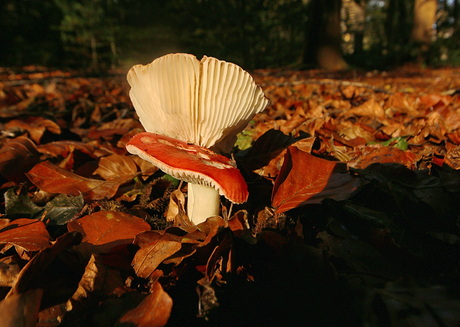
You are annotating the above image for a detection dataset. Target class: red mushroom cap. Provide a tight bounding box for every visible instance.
[126,132,249,204]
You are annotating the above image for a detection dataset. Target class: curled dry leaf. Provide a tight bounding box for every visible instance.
[5,117,61,143]
[272,146,361,214]
[68,254,126,309]
[117,281,172,327]
[165,189,189,224]
[67,211,151,254]
[0,218,50,253]
[0,136,40,182]
[27,161,122,200]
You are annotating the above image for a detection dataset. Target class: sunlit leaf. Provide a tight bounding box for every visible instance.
[117,281,172,327]
[67,211,151,254]
[272,146,361,214]
[0,219,50,253]
[27,161,122,200]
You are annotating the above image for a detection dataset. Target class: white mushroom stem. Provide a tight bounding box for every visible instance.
[187,183,221,224]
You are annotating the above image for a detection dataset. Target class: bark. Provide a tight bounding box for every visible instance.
[411,0,437,63]
[302,0,348,70]
[411,0,437,45]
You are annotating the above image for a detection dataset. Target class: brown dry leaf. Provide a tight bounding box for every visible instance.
[0,136,40,182]
[132,217,228,279]
[93,154,138,181]
[67,211,151,254]
[385,93,417,115]
[132,239,182,279]
[117,281,172,327]
[6,232,82,297]
[165,189,189,224]
[272,146,360,214]
[37,140,111,159]
[0,289,43,327]
[348,145,418,169]
[68,254,126,308]
[5,117,61,143]
[345,96,385,119]
[131,156,159,179]
[0,219,50,253]
[0,261,20,287]
[27,161,122,200]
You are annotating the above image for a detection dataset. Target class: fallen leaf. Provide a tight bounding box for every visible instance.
[93,154,138,181]
[0,289,43,327]
[0,136,40,182]
[345,97,385,119]
[5,117,61,143]
[27,161,122,200]
[272,146,361,214]
[348,145,417,169]
[6,232,82,297]
[67,211,151,254]
[37,140,110,159]
[68,254,125,306]
[0,219,50,253]
[132,239,182,279]
[43,194,85,225]
[4,188,43,219]
[117,281,172,327]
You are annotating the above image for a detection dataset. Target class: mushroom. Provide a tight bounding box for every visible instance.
[126,53,268,224]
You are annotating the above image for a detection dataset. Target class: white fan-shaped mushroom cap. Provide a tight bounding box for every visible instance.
[127,53,269,153]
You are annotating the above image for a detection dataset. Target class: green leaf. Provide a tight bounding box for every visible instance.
[234,130,254,151]
[44,194,85,226]
[4,189,43,219]
[368,137,409,150]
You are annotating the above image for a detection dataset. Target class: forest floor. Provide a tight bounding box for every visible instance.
[0,65,459,326]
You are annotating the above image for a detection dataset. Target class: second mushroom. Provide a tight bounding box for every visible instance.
[126,53,268,225]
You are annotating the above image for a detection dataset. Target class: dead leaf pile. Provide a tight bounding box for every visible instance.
[0,66,459,326]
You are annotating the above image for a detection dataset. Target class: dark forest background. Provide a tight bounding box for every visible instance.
[0,0,458,71]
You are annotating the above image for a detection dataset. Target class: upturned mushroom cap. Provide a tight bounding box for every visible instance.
[126,132,249,204]
[127,53,269,153]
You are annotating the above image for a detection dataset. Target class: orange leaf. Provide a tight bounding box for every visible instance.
[0,219,50,253]
[93,154,138,181]
[67,211,150,254]
[272,146,360,214]
[348,145,417,169]
[27,161,121,200]
[118,281,172,327]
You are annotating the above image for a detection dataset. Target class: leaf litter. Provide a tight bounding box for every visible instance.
[0,66,459,326]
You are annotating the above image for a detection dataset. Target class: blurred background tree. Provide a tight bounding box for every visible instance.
[0,0,458,70]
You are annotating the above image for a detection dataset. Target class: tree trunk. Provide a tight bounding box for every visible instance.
[302,0,348,70]
[411,0,437,62]
[411,0,437,44]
